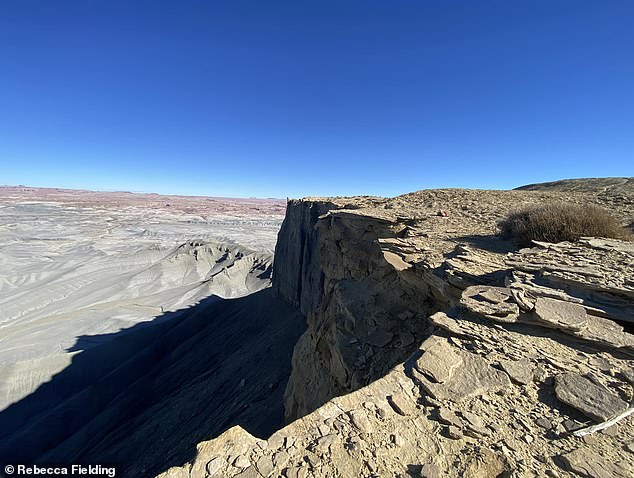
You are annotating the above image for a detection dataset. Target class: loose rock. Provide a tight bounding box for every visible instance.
[499,358,534,385]
[460,285,520,323]
[415,337,463,383]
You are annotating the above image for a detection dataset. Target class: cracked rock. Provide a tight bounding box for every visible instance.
[499,358,534,385]
[415,337,463,383]
[412,346,511,401]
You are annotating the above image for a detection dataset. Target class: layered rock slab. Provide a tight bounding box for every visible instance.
[555,373,629,422]
[412,337,511,401]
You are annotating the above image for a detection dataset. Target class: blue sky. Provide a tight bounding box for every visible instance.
[1,1,633,198]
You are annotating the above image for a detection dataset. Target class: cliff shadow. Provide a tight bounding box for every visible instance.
[0,288,306,477]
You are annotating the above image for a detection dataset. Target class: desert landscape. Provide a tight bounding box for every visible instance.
[1,179,633,477]
[0,187,285,410]
[2,2,633,477]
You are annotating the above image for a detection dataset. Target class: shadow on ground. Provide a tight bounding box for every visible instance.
[453,234,517,254]
[0,288,305,477]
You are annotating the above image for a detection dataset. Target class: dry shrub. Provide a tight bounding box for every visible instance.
[499,203,632,247]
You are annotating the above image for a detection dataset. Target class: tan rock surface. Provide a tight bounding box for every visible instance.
[555,373,629,422]
[160,185,633,477]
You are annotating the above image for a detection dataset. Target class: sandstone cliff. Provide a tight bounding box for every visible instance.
[160,188,634,478]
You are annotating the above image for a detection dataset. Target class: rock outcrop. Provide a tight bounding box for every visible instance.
[159,187,634,478]
[274,202,447,421]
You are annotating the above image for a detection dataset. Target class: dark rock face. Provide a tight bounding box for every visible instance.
[276,202,445,422]
[272,199,340,316]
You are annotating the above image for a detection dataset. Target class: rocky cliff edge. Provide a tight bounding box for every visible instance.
[159,188,634,478]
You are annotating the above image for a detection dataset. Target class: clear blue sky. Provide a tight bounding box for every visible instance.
[1,1,633,198]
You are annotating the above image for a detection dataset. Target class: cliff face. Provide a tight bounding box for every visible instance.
[274,200,451,421]
[272,199,337,316]
[159,188,634,478]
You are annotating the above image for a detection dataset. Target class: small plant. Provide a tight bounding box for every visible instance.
[499,203,632,247]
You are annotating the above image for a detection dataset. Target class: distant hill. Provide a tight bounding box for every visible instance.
[515,177,634,194]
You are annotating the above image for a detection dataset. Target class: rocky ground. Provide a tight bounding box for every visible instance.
[515,177,634,195]
[159,182,634,478]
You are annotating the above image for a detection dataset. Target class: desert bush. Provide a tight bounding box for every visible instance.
[499,203,632,247]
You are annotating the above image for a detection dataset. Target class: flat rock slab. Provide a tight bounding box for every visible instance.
[415,336,463,383]
[460,286,520,323]
[413,340,511,401]
[534,297,588,332]
[554,373,628,422]
[573,314,634,349]
[558,448,631,478]
[428,311,479,339]
[498,358,534,385]
[381,250,412,271]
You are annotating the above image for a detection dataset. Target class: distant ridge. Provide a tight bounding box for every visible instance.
[515,177,634,194]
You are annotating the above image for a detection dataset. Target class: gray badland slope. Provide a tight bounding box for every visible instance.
[0,197,299,477]
[0,288,305,476]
